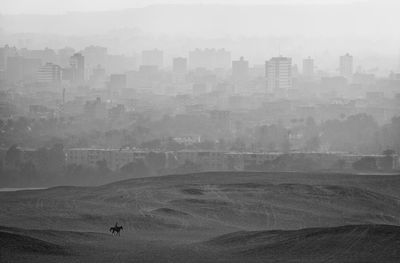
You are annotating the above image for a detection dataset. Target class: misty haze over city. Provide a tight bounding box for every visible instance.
[0,0,400,262]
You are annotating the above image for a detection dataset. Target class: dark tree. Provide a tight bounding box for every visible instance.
[5,145,22,168]
[120,159,150,177]
[19,161,38,186]
[352,157,378,171]
[96,159,110,176]
[304,136,320,152]
[146,151,166,172]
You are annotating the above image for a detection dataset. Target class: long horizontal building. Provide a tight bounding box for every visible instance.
[66,148,148,171]
[64,148,399,172]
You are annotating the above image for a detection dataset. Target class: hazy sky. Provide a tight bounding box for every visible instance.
[0,0,381,14]
[1,0,399,75]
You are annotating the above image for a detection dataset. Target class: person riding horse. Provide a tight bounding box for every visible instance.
[110,222,123,236]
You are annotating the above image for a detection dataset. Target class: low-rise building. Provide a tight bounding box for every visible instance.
[65,148,399,172]
[65,148,147,171]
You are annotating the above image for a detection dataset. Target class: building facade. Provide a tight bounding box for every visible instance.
[232,56,249,81]
[302,57,314,78]
[340,53,353,80]
[37,62,62,84]
[141,49,163,68]
[70,53,85,83]
[265,56,292,94]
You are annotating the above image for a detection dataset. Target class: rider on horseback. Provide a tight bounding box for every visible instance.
[110,222,123,236]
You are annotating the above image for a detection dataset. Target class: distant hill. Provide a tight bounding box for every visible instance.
[0,171,399,234]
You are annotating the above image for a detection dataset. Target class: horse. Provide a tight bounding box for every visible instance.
[109,225,123,236]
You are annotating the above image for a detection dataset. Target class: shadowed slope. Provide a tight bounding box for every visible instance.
[2,224,399,263]
[205,224,400,262]
[0,231,67,255]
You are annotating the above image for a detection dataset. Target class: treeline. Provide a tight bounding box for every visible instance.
[243,151,397,172]
[0,113,399,155]
[0,145,170,187]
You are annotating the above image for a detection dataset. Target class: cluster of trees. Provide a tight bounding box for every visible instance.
[1,113,399,156]
[0,144,186,187]
[0,112,398,187]
[244,150,397,173]
[142,113,399,155]
[352,149,396,171]
[251,114,400,154]
[1,144,65,186]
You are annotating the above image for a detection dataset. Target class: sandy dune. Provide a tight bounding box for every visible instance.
[0,171,399,262]
[1,224,400,263]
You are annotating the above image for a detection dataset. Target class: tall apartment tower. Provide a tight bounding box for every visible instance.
[173,57,187,75]
[302,57,314,78]
[265,56,292,92]
[70,53,85,83]
[188,48,231,69]
[141,49,163,68]
[340,53,353,80]
[232,56,249,81]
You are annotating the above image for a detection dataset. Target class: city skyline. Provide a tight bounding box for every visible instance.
[1,2,400,262]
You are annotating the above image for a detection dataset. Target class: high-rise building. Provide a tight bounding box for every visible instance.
[173,57,187,75]
[0,45,18,71]
[82,46,107,69]
[20,47,57,64]
[188,48,231,69]
[89,65,106,89]
[232,56,249,81]
[340,53,353,80]
[106,54,137,74]
[6,56,41,83]
[37,62,62,84]
[302,57,314,78]
[265,56,292,92]
[70,53,85,83]
[58,47,75,67]
[141,49,163,68]
[109,74,127,90]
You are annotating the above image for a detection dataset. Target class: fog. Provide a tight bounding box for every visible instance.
[0,2,400,261]
[1,1,400,71]
[2,1,400,38]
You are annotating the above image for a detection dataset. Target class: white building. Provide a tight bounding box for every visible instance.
[265,56,292,94]
[173,57,187,75]
[188,48,231,70]
[70,53,85,82]
[37,62,62,84]
[302,57,314,78]
[173,150,227,171]
[65,148,147,171]
[232,56,249,81]
[340,53,353,80]
[141,49,163,68]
